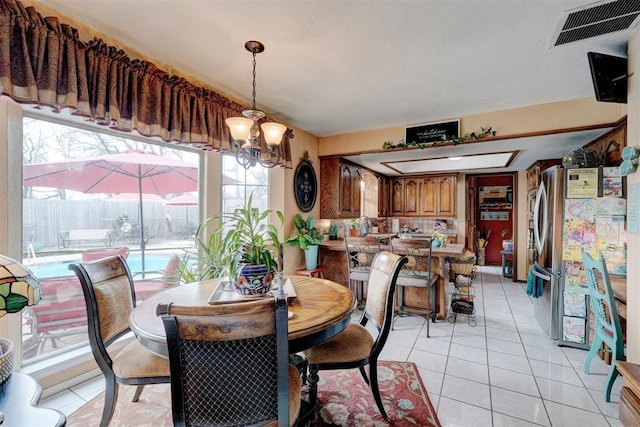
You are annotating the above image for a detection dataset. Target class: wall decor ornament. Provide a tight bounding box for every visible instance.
[383,126,496,150]
[294,151,317,212]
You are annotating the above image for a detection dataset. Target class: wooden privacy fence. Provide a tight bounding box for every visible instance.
[23,199,198,252]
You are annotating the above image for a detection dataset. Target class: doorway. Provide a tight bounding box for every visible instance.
[467,173,517,269]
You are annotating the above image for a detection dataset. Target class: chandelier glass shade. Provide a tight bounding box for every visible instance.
[225,41,287,169]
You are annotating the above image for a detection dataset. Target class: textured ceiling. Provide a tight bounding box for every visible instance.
[35,0,633,173]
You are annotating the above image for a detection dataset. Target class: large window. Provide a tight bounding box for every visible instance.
[221,154,269,213]
[21,117,201,365]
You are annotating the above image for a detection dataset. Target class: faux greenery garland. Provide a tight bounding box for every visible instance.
[382,126,496,150]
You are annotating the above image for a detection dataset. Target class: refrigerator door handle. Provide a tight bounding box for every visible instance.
[533,181,548,255]
[532,265,552,281]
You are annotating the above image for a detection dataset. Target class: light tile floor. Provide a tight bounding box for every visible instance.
[39,265,623,426]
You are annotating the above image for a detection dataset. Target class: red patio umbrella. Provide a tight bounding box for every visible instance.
[23,150,198,271]
[165,193,198,206]
[165,193,198,225]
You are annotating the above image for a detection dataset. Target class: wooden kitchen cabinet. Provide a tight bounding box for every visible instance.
[320,158,341,219]
[390,178,404,215]
[319,157,364,219]
[404,178,420,215]
[433,175,458,216]
[390,177,419,215]
[339,162,361,218]
[418,175,457,217]
[391,175,456,217]
[378,175,389,217]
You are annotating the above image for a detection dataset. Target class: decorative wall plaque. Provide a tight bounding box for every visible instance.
[294,151,317,212]
[405,119,460,145]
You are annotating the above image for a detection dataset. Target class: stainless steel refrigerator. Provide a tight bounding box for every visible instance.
[532,165,627,349]
[532,165,565,344]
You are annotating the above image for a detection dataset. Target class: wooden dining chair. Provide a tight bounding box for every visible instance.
[69,255,170,427]
[304,251,407,419]
[581,249,626,402]
[344,236,381,307]
[157,294,301,427]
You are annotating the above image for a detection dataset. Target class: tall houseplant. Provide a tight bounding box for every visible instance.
[286,214,323,270]
[177,215,241,286]
[225,193,284,295]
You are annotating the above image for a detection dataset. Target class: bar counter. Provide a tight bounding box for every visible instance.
[319,238,465,319]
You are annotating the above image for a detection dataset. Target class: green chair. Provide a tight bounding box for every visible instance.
[581,249,626,402]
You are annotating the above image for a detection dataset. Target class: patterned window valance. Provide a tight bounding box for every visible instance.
[0,0,292,167]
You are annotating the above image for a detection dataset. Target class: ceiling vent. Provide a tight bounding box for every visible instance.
[552,0,640,46]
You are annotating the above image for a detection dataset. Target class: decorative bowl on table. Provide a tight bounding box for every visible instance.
[0,338,14,385]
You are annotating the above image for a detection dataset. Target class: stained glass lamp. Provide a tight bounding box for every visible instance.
[0,254,41,384]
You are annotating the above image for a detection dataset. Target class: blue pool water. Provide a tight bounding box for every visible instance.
[29,253,175,279]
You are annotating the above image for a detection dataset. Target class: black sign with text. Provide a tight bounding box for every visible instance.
[405,120,460,145]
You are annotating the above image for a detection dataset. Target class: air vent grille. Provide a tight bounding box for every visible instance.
[553,0,640,46]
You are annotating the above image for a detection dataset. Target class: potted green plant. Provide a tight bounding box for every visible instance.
[350,219,359,237]
[328,224,339,240]
[286,214,323,270]
[224,193,284,295]
[177,216,241,286]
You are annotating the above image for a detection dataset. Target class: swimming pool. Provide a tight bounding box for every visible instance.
[28,252,178,279]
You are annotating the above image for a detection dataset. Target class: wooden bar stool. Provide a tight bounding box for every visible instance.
[295,266,326,279]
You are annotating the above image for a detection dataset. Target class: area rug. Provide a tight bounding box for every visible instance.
[67,361,440,427]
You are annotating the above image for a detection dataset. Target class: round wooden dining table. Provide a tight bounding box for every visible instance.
[129,275,357,356]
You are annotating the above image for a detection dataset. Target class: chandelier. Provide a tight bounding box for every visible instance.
[225,41,287,169]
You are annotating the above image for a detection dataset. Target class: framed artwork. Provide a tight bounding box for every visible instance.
[480,211,509,221]
[293,151,317,212]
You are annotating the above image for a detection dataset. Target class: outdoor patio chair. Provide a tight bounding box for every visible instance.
[69,255,170,427]
[81,246,130,262]
[304,251,407,420]
[133,254,181,301]
[157,293,301,427]
[23,275,87,355]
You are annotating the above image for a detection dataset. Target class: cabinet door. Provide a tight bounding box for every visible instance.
[390,178,404,215]
[377,176,389,217]
[320,158,340,219]
[419,177,438,216]
[351,167,362,216]
[340,163,356,218]
[404,178,420,215]
[438,175,457,216]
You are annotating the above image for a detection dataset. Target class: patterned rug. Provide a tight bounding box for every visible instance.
[67,361,440,426]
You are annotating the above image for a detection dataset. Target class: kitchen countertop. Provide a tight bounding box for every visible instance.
[320,239,464,256]
[396,232,458,239]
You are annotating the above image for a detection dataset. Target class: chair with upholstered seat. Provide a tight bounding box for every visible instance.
[581,249,626,402]
[390,238,439,337]
[157,293,301,427]
[69,255,170,427]
[345,236,381,307]
[304,251,407,419]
